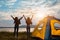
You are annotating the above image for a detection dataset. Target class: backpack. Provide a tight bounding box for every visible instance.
[14,19,21,24]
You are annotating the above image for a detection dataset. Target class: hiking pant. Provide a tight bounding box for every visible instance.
[14,24,19,37]
[27,25,30,40]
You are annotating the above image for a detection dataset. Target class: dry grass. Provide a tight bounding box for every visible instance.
[0,32,35,40]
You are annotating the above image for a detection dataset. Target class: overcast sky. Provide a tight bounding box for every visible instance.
[0,0,60,27]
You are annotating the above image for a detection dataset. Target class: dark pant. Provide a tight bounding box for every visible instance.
[27,25,30,40]
[14,25,19,37]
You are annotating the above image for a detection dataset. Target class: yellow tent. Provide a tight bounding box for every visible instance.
[32,16,60,40]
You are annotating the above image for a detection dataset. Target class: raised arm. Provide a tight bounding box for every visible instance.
[11,15,15,20]
[23,15,26,20]
[19,16,23,20]
[31,15,33,20]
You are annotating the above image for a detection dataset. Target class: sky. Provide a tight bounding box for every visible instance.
[0,0,60,27]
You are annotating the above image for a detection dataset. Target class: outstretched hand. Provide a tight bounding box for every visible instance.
[11,15,13,17]
[10,15,15,20]
[23,15,26,20]
[23,15,24,17]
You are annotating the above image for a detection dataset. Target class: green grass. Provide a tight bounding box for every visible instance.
[0,32,35,40]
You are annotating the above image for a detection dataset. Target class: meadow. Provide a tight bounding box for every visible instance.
[0,32,37,40]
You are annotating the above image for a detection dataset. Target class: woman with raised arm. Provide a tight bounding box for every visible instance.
[23,15,33,40]
[11,15,23,38]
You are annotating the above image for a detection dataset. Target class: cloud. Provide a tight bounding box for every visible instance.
[19,0,57,8]
[5,0,17,6]
[0,0,17,11]
[0,20,13,27]
[0,0,59,12]
[0,5,2,7]
[0,0,60,27]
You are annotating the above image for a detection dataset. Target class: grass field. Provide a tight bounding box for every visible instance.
[0,32,60,40]
[0,32,36,40]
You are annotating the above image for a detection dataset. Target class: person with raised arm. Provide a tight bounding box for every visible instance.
[23,15,33,40]
[11,15,23,38]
